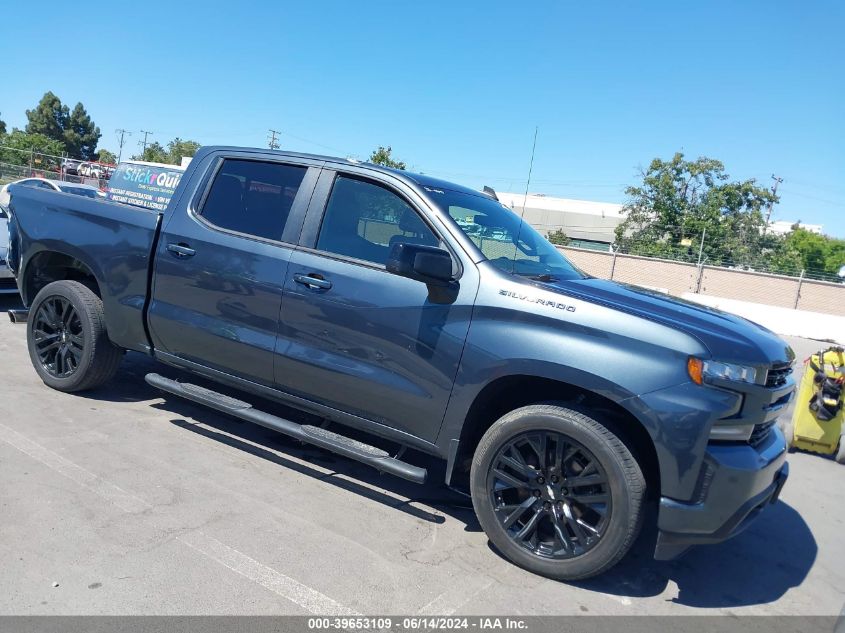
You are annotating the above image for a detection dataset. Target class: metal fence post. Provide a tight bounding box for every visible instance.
[695,263,704,293]
[794,269,805,309]
[609,247,618,281]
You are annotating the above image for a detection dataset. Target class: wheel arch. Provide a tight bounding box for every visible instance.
[21,248,102,306]
[444,373,660,499]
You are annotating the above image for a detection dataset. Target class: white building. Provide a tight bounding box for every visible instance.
[496,192,624,250]
[767,220,823,236]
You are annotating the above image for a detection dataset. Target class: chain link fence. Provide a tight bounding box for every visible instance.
[0,145,114,191]
[538,218,844,284]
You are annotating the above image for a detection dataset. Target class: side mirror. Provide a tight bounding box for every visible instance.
[387,242,453,287]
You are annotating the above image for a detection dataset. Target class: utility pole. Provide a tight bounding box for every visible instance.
[268,129,280,150]
[139,130,154,155]
[116,128,131,164]
[764,174,783,233]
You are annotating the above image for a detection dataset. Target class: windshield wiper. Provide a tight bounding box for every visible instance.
[514,272,558,282]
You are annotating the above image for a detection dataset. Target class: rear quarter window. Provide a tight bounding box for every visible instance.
[106,163,185,211]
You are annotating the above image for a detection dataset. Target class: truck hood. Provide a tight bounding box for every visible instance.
[545,277,794,366]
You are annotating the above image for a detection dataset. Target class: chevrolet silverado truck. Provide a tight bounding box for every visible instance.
[6,146,795,580]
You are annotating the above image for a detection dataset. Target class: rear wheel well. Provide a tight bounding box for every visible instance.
[452,376,660,498]
[23,252,100,304]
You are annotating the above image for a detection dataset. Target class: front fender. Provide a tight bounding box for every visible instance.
[436,272,711,490]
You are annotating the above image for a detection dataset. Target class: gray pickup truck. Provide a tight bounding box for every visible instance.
[6,146,794,580]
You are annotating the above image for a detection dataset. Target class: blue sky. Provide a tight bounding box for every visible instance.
[2,1,843,235]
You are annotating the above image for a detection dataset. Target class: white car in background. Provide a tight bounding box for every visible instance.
[78,162,106,179]
[0,177,103,207]
[0,203,19,294]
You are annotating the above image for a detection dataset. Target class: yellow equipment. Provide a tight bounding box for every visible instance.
[790,347,845,463]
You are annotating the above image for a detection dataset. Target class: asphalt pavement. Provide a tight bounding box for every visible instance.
[1,293,843,616]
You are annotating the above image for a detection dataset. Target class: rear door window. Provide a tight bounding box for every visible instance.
[198,159,307,242]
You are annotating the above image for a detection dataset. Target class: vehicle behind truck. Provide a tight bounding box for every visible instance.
[6,146,795,580]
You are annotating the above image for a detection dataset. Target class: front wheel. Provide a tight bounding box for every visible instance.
[470,404,645,580]
[27,280,123,392]
[835,434,845,465]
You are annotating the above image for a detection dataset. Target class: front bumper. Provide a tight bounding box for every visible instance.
[654,425,789,560]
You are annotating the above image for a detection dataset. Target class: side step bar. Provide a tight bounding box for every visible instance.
[145,373,427,484]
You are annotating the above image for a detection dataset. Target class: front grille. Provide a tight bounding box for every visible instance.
[749,420,776,447]
[766,363,793,388]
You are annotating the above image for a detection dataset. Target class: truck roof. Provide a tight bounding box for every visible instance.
[200,146,491,200]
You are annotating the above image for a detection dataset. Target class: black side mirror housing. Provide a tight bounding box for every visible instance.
[386,242,454,287]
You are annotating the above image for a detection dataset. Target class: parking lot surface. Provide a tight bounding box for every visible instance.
[1,294,843,616]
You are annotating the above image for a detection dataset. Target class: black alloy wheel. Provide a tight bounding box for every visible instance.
[26,280,123,392]
[488,430,611,559]
[471,404,645,580]
[32,295,85,378]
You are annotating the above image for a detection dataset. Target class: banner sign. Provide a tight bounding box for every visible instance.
[106,164,184,211]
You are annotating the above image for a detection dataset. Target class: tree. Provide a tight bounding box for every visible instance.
[547,229,571,246]
[775,228,845,279]
[0,130,66,169]
[134,141,169,163]
[96,148,117,165]
[25,91,68,142]
[614,153,777,267]
[368,146,406,170]
[166,138,200,165]
[24,92,101,159]
[132,137,201,165]
[63,103,101,159]
[0,113,6,136]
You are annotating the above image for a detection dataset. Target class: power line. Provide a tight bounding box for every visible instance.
[115,128,131,164]
[268,129,280,150]
[139,130,154,154]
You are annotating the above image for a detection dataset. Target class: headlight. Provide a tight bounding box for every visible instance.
[688,357,758,385]
[703,360,758,383]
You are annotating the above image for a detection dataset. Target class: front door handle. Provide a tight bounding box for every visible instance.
[294,273,332,290]
[167,243,196,258]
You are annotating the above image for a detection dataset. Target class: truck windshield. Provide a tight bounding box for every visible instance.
[429,188,586,280]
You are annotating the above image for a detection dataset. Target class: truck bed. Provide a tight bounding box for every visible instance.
[9,185,161,352]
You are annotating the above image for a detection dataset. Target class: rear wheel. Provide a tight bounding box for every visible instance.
[470,404,645,580]
[27,280,123,392]
[835,434,845,465]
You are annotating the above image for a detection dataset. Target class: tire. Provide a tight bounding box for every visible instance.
[836,434,845,465]
[27,280,123,392]
[470,404,645,580]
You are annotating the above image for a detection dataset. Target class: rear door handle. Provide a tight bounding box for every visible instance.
[294,273,332,290]
[167,243,196,258]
